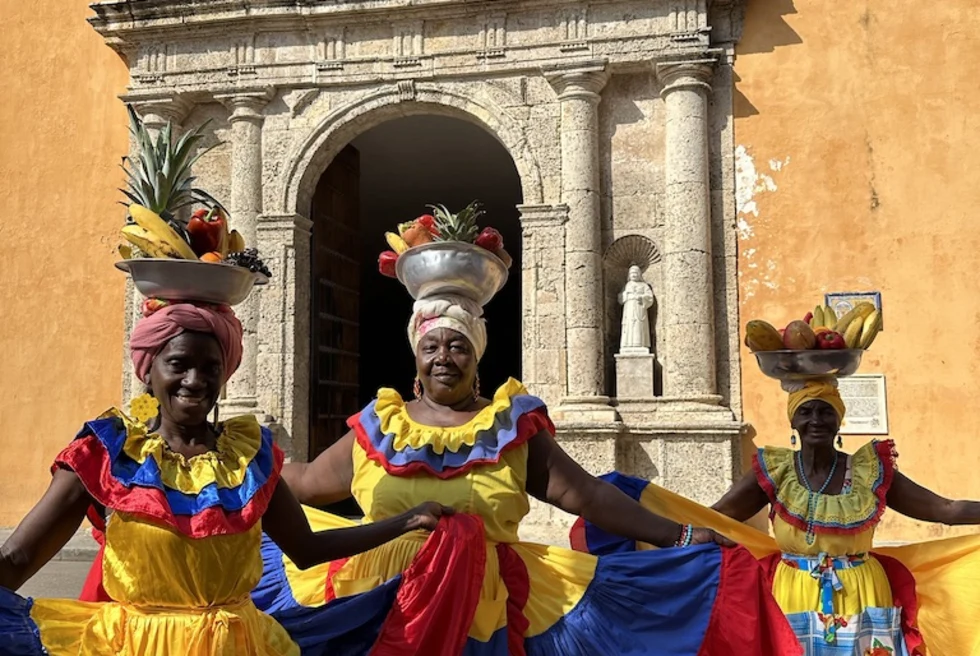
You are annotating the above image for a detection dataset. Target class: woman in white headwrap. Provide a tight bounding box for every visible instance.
[250,293,803,655]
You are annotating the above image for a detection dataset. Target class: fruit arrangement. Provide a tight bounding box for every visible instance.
[745,301,882,353]
[117,106,270,278]
[377,201,513,278]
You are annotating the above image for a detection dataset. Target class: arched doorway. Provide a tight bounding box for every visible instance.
[308,114,524,465]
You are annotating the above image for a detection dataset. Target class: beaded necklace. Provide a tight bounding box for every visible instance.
[795,450,838,545]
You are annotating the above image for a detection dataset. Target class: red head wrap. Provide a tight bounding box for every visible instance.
[129,301,244,384]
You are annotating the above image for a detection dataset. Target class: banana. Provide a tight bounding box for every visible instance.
[833,301,876,334]
[859,310,883,349]
[228,230,246,254]
[843,319,863,348]
[128,204,197,260]
[386,231,409,254]
[822,305,837,328]
[812,306,825,329]
[216,212,230,258]
[117,244,133,260]
[121,224,187,259]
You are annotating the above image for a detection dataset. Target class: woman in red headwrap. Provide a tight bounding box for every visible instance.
[0,300,450,656]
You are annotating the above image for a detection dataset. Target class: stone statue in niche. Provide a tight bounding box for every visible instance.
[618,264,654,354]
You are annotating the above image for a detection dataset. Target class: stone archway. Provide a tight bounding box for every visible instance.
[263,85,542,461]
[281,84,544,219]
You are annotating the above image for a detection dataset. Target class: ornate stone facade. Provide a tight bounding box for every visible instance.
[91,0,746,540]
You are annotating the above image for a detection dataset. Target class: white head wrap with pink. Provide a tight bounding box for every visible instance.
[407,294,488,361]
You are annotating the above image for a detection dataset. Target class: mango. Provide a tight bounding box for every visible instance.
[783,320,816,350]
[745,320,784,352]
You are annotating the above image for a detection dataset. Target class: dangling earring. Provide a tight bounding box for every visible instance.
[473,374,481,402]
[790,430,798,447]
[413,377,423,401]
[837,434,843,448]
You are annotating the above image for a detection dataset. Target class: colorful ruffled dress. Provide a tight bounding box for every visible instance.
[252,379,802,655]
[0,410,298,656]
[571,440,980,656]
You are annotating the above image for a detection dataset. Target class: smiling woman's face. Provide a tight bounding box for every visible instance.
[148,331,224,427]
[414,327,478,405]
[791,399,841,448]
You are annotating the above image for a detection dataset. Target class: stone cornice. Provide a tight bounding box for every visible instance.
[88,0,734,92]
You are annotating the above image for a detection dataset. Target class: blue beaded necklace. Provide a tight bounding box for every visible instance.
[795,450,838,545]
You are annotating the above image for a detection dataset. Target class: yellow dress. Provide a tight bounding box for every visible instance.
[0,410,298,656]
[253,379,802,655]
[571,440,980,656]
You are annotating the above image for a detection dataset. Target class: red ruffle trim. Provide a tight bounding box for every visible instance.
[753,440,896,536]
[353,407,554,480]
[55,434,283,539]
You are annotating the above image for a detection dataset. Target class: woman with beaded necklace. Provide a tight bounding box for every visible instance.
[572,379,980,655]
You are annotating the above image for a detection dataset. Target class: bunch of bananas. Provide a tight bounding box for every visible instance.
[120,205,198,259]
[831,302,882,350]
[119,204,245,261]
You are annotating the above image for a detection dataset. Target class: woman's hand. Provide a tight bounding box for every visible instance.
[405,502,455,532]
[689,528,735,547]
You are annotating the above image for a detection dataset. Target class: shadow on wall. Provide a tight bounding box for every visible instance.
[734,0,803,118]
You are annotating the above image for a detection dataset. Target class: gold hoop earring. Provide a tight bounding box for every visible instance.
[413,377,423,401]
[473,374,480,402]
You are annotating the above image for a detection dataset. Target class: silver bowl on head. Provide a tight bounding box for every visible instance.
[395,241,508,306]
[754,349,864,381]
[115,259,269,306]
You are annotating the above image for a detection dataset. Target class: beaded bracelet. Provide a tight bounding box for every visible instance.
[674,524,694,547]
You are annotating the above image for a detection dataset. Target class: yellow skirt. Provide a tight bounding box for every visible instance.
[1,592,298,656]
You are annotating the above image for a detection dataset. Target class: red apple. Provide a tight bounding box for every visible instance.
[815,330,846,350]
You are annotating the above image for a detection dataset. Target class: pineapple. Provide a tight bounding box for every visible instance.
[429,201,483,243]
[119,105,224,229]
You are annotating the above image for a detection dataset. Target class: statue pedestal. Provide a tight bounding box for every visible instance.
[615,351,655,399]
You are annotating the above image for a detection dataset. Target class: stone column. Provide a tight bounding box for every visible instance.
[544,61,617,423]
[517,203,569,408]
[256,212,313,462]
[217,90,273,418]
[657,59,718,399]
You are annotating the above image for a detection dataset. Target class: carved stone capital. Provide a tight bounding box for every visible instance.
[126,93,191,128]
[216,88,275,123]
[258,213,314,238]
[656,58,716,96]
[543,60,609,102]
[518,203,569,229]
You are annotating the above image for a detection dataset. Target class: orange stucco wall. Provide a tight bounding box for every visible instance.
[735,1,980,541]
[0,1,129,525]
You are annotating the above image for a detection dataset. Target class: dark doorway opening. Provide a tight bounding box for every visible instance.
[308,115,524,513]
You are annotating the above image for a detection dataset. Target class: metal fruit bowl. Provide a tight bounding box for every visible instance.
[754,349,864,381]
[395,242,508,306]
[115,259,269,306]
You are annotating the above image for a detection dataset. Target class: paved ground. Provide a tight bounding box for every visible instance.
[20,559,94,598]
[1,528,99,599]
